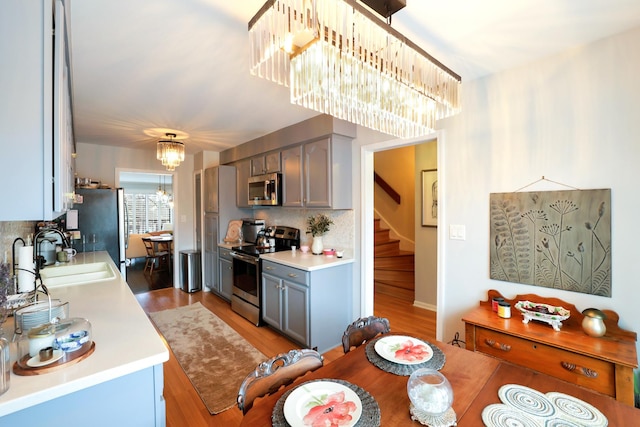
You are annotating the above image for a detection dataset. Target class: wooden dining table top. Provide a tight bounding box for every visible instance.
[239,333,640,426]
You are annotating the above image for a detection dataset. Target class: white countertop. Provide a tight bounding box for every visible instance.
[260,249,354,271]
[0,252,169,416]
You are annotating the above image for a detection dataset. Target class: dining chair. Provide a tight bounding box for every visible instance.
[342,315,390,353]
[142,238,170,275]
[237,348,324,415]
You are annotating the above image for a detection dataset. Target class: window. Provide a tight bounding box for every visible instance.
[125,193,173,234]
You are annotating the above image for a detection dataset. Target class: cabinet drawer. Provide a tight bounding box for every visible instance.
[262,261,308,286]
[475,328,615,397]
[219,247,232,261]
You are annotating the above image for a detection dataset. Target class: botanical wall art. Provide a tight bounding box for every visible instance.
[489,189,611,297]
[421,169,438,227]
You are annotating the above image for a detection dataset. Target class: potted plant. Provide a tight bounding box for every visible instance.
[306,214,333,254]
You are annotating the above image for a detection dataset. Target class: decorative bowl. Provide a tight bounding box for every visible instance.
[299,245,310,253]
[323,248,336,256]
[515,301,570,331]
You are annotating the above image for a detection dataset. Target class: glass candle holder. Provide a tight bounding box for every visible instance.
[407,368,453,416]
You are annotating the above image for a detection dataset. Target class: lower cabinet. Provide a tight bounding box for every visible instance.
[218,247,233,301]
[261,260,352,353]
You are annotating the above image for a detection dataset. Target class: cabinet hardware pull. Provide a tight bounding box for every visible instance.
[265,266,273,270]
[485,339,511,352]
[561,361,598,378]
[288,273,297,277]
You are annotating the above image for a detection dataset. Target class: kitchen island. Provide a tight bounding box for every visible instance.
[0,252,169,426]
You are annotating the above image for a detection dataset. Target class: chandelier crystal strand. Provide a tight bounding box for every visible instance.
[250,0,461,138]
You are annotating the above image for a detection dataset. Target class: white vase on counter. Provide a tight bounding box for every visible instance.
[311,236,324,255]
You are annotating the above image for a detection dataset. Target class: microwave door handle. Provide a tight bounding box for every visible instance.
[264,181,269,200]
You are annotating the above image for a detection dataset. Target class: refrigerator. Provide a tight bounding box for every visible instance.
[69,188,127,280]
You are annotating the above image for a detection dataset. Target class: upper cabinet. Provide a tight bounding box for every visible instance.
[282,137,352,209]
[0,0,75,220]
[234,159,252,208]
[250,152,281,176]
[204,166,220,213]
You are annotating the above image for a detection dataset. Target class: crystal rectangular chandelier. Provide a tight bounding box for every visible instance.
[249,0,462,139]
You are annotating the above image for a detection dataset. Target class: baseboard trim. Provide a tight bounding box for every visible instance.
[413,300,436,312]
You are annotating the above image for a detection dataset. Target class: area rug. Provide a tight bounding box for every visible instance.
[149,302,267,414]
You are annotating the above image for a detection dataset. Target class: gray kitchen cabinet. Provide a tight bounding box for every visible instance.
[1,0,75,221]
[281,137,352,209]
[218,247,233,301]
[204,213,219,293]
[261,260,352,353]
[233,159,251,208]
[203,165,249,296]
[250,152,281,176]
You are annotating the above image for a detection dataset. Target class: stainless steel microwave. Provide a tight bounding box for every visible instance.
[248,173,282,206]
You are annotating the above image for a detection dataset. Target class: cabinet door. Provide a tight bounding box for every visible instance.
[250,156,265,176]
[234,159,251,208]
[219,257,233,301]
[281,145,303,207]
[304,138,331,207]
[261,273,282,329]
[204,214,218,291]
[204,167,219,212]
[265,152,281,173]
[283,281,309,346]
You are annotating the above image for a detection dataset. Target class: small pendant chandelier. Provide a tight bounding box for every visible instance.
[156,132,185,171]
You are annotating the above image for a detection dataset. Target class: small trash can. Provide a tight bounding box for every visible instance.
[180,250,201,293]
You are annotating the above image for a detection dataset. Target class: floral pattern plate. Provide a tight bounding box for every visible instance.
[374,335,433,365]
[283,381,362,427]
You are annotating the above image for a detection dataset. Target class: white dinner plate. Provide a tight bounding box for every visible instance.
[374,335,434,365]
[283,381,362,427]
[26,349,64,367]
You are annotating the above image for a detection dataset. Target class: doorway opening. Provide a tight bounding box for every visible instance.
[117,169,176,293]
[362,132,443,339]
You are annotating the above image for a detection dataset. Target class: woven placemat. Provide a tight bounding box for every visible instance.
[271,378,381,427]
[365,336,445,376]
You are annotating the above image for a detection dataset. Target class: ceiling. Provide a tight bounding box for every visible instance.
[69,0,640,155]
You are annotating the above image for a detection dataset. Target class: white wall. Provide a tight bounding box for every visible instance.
[76,143,196,284]
[440,26,640,359]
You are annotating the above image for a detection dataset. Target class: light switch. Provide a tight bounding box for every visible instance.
[180,215,187,223]
[449,225,466,240]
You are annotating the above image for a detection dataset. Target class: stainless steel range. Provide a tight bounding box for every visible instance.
[230,225,300,325]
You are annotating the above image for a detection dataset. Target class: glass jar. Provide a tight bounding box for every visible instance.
[407,368,453,416]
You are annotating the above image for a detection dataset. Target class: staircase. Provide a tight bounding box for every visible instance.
[374,218,415,301]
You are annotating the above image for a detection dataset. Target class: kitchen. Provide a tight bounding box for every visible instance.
[2,0,640,424]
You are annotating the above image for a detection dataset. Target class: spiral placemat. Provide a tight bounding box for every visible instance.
[481,384,608,427]
[482,403,543,427]
[364,336,445,376]
[271,378,381,427]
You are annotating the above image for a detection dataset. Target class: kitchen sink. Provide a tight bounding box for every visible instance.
[39,262,117,287]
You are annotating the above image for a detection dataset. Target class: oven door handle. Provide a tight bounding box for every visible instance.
[230,251,260,265]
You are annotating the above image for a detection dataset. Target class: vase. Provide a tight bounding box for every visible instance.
[311,236,324,255]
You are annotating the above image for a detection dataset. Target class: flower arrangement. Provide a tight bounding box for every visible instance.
[306,213,333,237]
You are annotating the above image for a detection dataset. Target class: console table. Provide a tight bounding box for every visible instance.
[463,290,638,406]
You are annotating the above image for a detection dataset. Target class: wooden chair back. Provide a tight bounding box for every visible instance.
[342,315,390,353]
[237,349,324,415]
[142,239,156,257]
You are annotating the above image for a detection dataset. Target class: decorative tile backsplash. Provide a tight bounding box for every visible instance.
[250,209,354,251]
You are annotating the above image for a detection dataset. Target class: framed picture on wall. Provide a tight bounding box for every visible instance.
[421,169,437,227]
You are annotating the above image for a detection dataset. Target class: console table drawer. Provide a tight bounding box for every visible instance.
[475,327,615,397]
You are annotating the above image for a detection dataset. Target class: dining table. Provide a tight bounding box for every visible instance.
[142,234,173,253]
[239,333,640,426]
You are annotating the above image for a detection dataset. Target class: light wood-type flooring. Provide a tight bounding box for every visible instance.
[135,288,436,427]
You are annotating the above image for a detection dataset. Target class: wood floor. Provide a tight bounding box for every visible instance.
[135,288,436,427]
